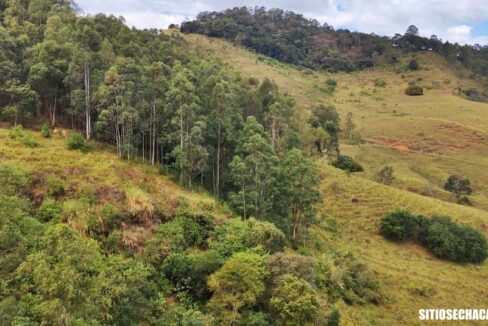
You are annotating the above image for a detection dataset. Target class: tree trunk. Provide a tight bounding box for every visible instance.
[216,123,221,197]
[84,62,91,140]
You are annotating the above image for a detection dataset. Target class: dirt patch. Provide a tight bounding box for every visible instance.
[438,123,488,148]
[364,137,410,151]
[95,185,125,203]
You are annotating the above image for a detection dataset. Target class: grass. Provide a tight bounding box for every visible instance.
[185,34,488,325]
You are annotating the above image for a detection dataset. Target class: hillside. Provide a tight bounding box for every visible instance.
[184,34,488,324]
[186,34,488,210]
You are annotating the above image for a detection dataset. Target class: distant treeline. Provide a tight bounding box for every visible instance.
[181,7,488,80]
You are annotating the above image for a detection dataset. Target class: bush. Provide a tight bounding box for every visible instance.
[376,166,395,185]
[0,163,29,195]
[374,79,386,87]
[37,198,62,222]
[210,218,286,257]
[444,175,472,203]
[41,123,51,138]
[408,59,419,70]
[331,155,364,172]
[405,85,423,96]
[380,211,488,263]
[9,125,38,148]
[327,308,341,326]
[67,133,91,152]
[380,210,430,243]
[425,216,488,264]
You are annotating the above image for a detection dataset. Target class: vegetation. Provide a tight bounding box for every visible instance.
[444,175,473,203]
[381,210,488,263]
[331,155,364,172]
[405,85,424,96]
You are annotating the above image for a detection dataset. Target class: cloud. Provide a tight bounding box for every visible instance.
[75,0,488,45]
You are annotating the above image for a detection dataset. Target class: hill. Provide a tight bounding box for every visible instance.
[184,33,488,324]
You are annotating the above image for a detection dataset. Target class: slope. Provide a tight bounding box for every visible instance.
[185,34,488,325]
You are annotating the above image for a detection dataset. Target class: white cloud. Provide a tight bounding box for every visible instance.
[75,0,488,45]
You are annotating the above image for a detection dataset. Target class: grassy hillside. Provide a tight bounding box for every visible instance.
[186,34,488,210]
[0,127,228,251]
[185,34,488,325]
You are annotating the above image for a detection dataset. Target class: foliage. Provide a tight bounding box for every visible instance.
[327,308,341,326]
[331,155,364,172]
[408,58,419,70]
[210,218,285,257]
[405,85,424,96]
[376,166,395,185]
[381,211,488,263]
[41,123,51,138]
[207,250,268,324]
[318,250,384,305]
[9,125,38,148]
[270,274,319,325]
[66,132,91,152]
[444,175,473,202]
[0,163,29,195]
[36,198,62,222]
[374,78,386,87]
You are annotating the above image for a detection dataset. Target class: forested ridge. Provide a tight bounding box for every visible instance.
[181,7,488,94]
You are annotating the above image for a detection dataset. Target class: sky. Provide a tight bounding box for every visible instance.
[75,0,488,45]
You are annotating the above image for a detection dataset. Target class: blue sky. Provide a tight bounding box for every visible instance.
[75,0,488,45]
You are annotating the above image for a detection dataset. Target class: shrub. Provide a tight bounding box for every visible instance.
[270,274,319,325]
[331,155,364,172]
[444,175,472,203]
[376,166,395,185]
[405,85,423,96]
[46,175,65,197]
[425,216,488,264]
[37,198,62,222]
[374,79,386,87]
[318,250,384,305]
[326,78,337,87]
[380,210,430,243]
[408,59,419,70]
[381,211,488,263]
[9,125,38,148]
[210,218,286,257]
[327,308,341,326]
[41,123,51,138]
[0,163,28,195]
[67,133,91,152]
[144,220,186,266]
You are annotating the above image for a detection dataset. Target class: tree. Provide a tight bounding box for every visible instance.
[344,112,356,144]
[405,25,419,36]
[376,166,395,185]
[270,274,319,326]
[166,61,200,184]
[229,117,278,219]
[208,250,268,324]
[444,175,473,202]
[0,79,36,125]
[273,149,321,240]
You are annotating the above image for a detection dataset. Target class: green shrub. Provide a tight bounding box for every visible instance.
[331,155,364,172]
[37,198,62,222]
[210,218,286,257]
[46,175,65,197]
[380,210,430,243]
[41,123,51,138]
[381,211,488,263]
[0,163,29,195]
[67,133,91,152]
[405,85,423,96]
[374,79,386,87]
[444,175,472,203]
[9,125,38,148]
[327,308,341,326]
[425,216,488,264]
[408,59,419,70]
[326,78,337,87]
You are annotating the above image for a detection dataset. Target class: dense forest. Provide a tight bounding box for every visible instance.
[0,1,363,324]
[181,7,488,87]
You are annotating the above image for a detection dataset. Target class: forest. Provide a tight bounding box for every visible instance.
[181,7,488,90]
